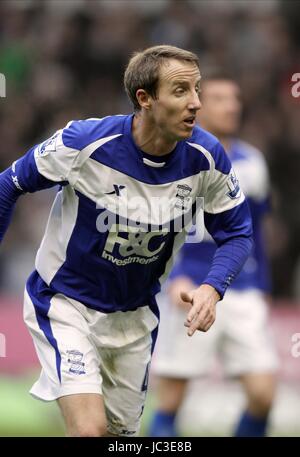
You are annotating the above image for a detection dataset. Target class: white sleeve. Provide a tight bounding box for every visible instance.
[33,121,81,185]
[204,143,245,214]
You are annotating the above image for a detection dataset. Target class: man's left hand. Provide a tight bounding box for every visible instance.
[181,284,220,336]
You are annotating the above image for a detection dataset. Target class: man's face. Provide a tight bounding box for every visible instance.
[149,59,202,141]
[197,80,242,136]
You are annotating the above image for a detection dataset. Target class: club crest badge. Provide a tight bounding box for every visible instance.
[67,350,86,375]
[175,183,192,209]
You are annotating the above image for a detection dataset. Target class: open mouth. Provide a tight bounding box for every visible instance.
[183,117,196,128]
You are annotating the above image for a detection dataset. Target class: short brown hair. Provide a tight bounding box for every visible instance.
[124,45,200,111]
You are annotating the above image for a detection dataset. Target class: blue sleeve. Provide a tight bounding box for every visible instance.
[0,147,65,243]
[202,200,253,298]
[0,168,23,243]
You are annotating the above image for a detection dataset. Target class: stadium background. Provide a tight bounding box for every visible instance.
[0,0,299,436]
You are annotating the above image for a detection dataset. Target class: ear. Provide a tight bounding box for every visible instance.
[135,89,152,110]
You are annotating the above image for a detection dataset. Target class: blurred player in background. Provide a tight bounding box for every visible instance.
[0,47,253,437]
[149,72,278,438]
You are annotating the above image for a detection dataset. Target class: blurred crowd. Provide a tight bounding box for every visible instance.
[0,0,299,299]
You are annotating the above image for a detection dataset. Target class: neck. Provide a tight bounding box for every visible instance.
[132,113,177,156]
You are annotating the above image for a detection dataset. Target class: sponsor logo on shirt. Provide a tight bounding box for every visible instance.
[226,170,241,199]
[37,132,59,156]
[102,224,168,266]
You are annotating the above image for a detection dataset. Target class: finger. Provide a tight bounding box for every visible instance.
[186,312,202,335]
[187,312,215,336]
[187,323,197,336]
[187,319,207,336]
[203,320,214,332]
[201,317,215,332]
[186,301,203,323]
[197,310,215,332]
[195,307,211,327]
[184,310,199,329]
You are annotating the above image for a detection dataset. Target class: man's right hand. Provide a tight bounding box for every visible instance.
[167,276,197,311]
